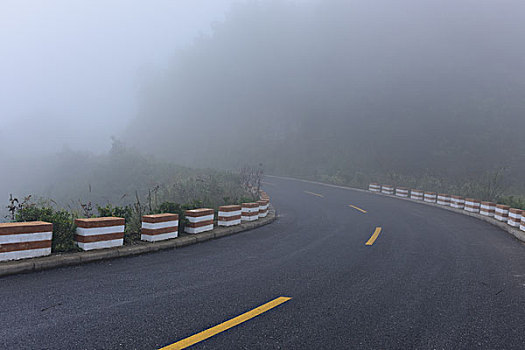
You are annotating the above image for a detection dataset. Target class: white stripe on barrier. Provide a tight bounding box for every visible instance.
[0,231,52,244]
[141,232,178,242]
[0,248,51,261]
[77,239,124,251]
[218,210,242,218]
[187,214,214,223]
[185,224,214,234]
[76,225,125,236]
[218,219,241,226]
[141,221,178,230]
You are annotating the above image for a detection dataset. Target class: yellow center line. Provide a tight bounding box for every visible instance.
[261,181,275,186]
[303,191,324,198]
[365,227,382,246]
[159,296,292,350]
[349,205,367,213]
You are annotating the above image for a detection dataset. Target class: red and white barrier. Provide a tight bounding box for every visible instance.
[450,196,465,209]
[464,198,480,213]
[242,203,259,222]
[521,215,525,232]
[508,209,522,228]
[185,209,214,234]
[480,202,496,217]
[141,214,178,242]
[218,205,242,227]
[0,221,53,261]
[424,192,436,203]
[75,217,125,251]
[382,185,394,195]
[369,183,381,192]
[411,190,423,200]
[258,200,269,218]
[437,194,451,206]
[396,187,409,198]
[494,204,510,222]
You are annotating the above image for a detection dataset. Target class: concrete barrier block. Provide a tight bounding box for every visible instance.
[395,187,409,198]
[381,185,394,195]
[75,217,125,251]
[411,189,423,200]
[141,213,178,242]
[218,205,242,227]
[257,200,269,218]
[480,202,496,217]
[0,221,53,262]
[242,203,259,222]
[464,198,480,213]
[508,209,522,228]
[185,209,214,234]
[437,194,451,206]
[424,192,437,203]
[494,204,510,222]
[450,195,465,209]
[369,183,381,192]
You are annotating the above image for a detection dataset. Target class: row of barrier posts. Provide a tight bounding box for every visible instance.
[0,191,271,261]
[369,183,525,233]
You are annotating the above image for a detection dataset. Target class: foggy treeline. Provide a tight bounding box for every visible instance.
[127,0,525,195]
[2,0,525,217]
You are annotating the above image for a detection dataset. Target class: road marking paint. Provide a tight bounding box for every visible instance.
[304,191,324,198]
[159,296,292,350]
[349,205,367,213]
[261,181,275,186]
[365,227,382,246]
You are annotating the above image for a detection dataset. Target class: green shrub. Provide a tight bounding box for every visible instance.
[15,204,77,253]
[97,204,133,222]
[238,196,257,204]
[498,196,525,210]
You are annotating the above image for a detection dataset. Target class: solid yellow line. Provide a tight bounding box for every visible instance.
[349,205,367,213]
[365,227,382,246]
[304,191,324,198]
[159,296,292,350]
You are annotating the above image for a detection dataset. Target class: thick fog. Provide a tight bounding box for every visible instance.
[2,0,525,214]
[127,0,525,192]
[0,0,242,154]
[0,0,246,206]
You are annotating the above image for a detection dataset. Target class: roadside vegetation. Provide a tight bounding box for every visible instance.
[4,141,261,253]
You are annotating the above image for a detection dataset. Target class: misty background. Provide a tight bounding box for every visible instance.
[2,0,525,217]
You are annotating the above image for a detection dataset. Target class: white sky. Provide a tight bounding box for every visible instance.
[0,0,245,154]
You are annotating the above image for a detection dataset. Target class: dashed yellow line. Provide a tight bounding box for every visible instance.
[304,191,324,198]
[349,205,367,213]
[159,296,292,350]
[365,227,382,246]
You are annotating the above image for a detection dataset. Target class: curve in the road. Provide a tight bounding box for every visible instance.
[1,176,525,349]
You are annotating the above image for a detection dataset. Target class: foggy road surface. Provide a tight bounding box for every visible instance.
[2,176,525,349]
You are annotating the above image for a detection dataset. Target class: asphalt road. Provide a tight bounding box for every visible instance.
[2,176,525,349]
